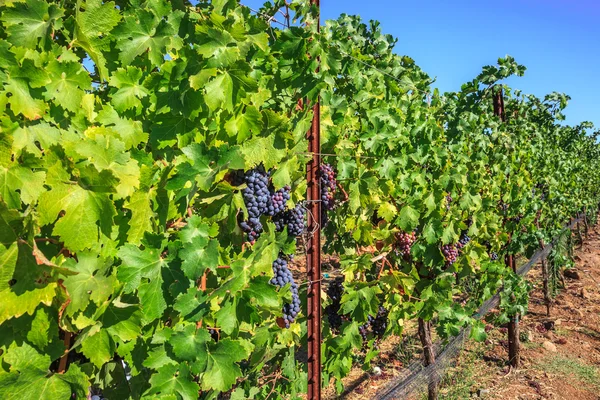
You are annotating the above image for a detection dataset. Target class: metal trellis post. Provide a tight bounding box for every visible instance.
[306,1,322,399]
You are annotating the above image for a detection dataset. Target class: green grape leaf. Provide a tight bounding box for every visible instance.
[109,67,150,112]
[62,252,115,315]
[81,328,115,368]
[0,165,45,209]
[44,60,92,112]
[38,183,116,251]
[146,363,200,400]
[397,204,419,232]
[179,237,219,280]
[4,78,47,120]
[72,0,121,81]
[115,8,182,67]
[200,339,250,392]
[0,283,57,324]
[1,0,64,48]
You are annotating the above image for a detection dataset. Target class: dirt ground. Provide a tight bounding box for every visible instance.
[321,223,600,400]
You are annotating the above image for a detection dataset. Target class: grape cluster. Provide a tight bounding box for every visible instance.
[442,244,459,265]
[490,252,499,261]
[359,317,373,341]
[394,230,416,256]
[238,166,299,243]
[268,185,291,216]
[457,232,471,249]
[239,167,271,242]
[270,254,300,328]
[358,305,389,342]
[320,163,337,210]
[208,328,219,342]
[445,194,453,210]
[325,278,344,331]
[371,306,389,339]
[273,203,306,237]
[320,163,338,226]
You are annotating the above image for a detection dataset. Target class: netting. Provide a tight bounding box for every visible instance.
[376,216,584,400]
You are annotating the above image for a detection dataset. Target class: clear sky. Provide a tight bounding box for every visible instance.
[243,0,600,130]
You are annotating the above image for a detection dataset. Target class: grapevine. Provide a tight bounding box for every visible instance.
[0,1,598,399]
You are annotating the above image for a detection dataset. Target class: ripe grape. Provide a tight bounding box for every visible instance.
[445,194,453,210]
[359,317,373,341]
[320,163,338,227]
[457,231,471,249]
[208,328,219,342]
[320,163,337,211]
[325,278,344,331]
[372,306,389,339]
[394,230,416,256]
[442,244,459,265]
[239,166,271,242]
[490,252,499,261]
[273,203,306,237]
[270,254,300,328]
[267,185,291,216]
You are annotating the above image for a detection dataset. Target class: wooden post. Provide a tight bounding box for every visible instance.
[540,240,551,316]
[418,318,439,400]
[506,254,520,367]
[494,87,520,368]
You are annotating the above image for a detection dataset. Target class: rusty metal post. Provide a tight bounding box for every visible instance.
[306,1,322,399]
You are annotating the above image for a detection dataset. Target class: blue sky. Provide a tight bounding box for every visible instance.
[243,0,600,129]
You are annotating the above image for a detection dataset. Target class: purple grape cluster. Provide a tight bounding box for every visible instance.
[239,167,271,243]
[457,232,471,249]
[359,317,373,341]
[273,203,306,237]
[445,194,453,210]
[325,278,344,331]
[320,163,337,210]
[271,254,300,328]
[371,306,389,339]
[268,185,291,216]
[442,244,459,265]
[238,166,298,243]
[490,252,499,261]
[394,231,416,256]
[208,328,219,342]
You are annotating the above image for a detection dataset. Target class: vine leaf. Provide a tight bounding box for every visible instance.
[72,0,121,81]
[62,252,115,315]
[81,328,115,368]
[0,342,88,399]
[0,283,57,324]
[0,165,45,209]
[146,363,200,400]
[44,60,92,112]
[38,183,116,251]
[397,204,419,232]
[115,8,183,67]
[109,67,150,112]
[4,78,47,120]
[201,339,250,392]
[179,237,219,280]
[117,244,167,324]
[1,0,63,48]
